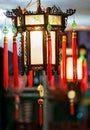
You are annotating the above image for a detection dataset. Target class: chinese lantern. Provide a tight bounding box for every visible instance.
[68,90,76,115]
[37,84,44,126]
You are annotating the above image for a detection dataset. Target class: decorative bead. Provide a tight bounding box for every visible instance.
[47,22,52,32]
[72,20,77,30]
[38,98,44,105]
[12,25,17,34]
[80,54,86,61]
[2,26,9,35]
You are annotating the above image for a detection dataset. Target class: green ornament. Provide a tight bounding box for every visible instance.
[2,26,9,35]
[12,25,17,34]
[79,54,86,61]
[47,22,52,32]
[72,20,77,29]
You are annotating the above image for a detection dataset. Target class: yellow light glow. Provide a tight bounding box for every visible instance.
[68,90,76,99]
[47,31,55,64]
[66,57,82,81]
[30,31,43,64]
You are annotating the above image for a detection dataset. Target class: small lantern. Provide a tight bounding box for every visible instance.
[66,57,83,81]
[68,90,76,115]
[37,84,44,126]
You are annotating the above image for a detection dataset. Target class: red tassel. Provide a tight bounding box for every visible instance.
[28,70,33,87]
[13,36,19,88]
[15,104,19,120]
[47,32,52,82]
[80,60,88,92]
[15,95,19,120]
[72,31,77,81]
[39,104,43,126]
[3,36,8,89]
[61,34,66,90]
[83,60,88,91]
[38,99,43,126]
[70,99,75,115]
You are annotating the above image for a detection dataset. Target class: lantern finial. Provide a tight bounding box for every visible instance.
[72,20,77,30]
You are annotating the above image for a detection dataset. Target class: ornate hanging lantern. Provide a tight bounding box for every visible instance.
[5,0,76,88]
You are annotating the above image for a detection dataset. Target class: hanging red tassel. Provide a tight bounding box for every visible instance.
[80,59,88,92]
[38,99,43,126]
[13,36,19,88]
[15,104,19,120]
[72,31,77,82]
[3,36,8,89]
[61,34,66,90]
[28,70,33,87]
[83,60,88,91]
[15,95,20,120]
[39,104,43,126]
[70,99,75,115]
[47,32,52,82]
